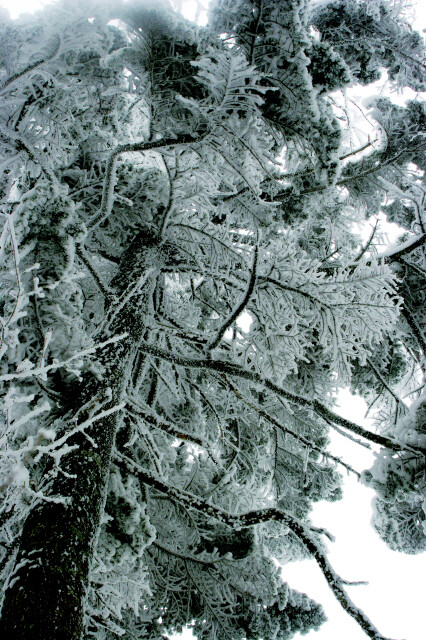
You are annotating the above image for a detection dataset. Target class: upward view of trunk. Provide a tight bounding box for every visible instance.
[0,233,162,639]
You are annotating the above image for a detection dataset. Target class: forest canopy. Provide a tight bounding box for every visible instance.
[0,1,425,639]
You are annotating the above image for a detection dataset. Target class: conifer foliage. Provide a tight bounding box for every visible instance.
[0,1,425,639]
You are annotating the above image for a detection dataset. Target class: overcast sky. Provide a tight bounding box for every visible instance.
[0,1,424,640]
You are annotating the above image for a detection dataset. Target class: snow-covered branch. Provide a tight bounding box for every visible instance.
[115,452,400,640]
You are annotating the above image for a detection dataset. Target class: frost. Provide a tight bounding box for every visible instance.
[0,1,424,638]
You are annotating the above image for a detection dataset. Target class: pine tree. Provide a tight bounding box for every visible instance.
[0,1,424,639]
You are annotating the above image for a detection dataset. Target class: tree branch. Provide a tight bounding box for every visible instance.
[76,244,112,299]
[115,452,400,640]
[137,341,425,455]
[400,305,426,356]
[384,233,426,262]
[354,219,379,262]
[88,133,205,231]
[366,359,409,410]
[220,373,361,478]
[126,397,205,447]
[1,36,61,93]
[207,246,258,351]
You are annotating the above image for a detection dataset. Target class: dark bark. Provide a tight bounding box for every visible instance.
[0,225,174,638]
[0,344,133,640]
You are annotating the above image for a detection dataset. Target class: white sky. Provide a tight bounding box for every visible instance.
[0,1,424,640]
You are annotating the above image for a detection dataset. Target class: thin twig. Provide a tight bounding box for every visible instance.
[207,246,258,351]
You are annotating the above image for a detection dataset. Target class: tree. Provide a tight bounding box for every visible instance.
[0,1,424,639]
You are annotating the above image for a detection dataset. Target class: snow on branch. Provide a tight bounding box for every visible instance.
[0,333,128,382]
[137,341,425,455]
[0,36,61,93]
[89,133,206,231]
[207,246,258,351]
[115,451,400,640]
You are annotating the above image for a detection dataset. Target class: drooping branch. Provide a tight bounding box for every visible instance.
[384,233,426,263]
[0,36,61,93]
[286,143,426,197]
[366,358,409,410]
[115,452,400,640]
[354,219,379,263]
[151,540,222,566]
[0,333,129,382]
[400,305,426,356]
[137,341,425,455]
[76,244,112,299]
[126,397,205,447]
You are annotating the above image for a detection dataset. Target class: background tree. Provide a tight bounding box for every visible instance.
[0,1,424,639]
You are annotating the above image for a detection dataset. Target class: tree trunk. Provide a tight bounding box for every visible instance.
[0,343,134,640]
[0,230,166,638]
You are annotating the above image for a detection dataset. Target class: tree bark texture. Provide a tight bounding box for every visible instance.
[0,233,165,639]
[0,350,133,640]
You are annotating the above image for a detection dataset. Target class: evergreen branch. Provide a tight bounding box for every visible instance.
[366,359,409,410]
[385,233,426,262]
[279,143,426,198]
[159,153,176,237]
[322,417,372,450]
[279,139,378,181]
[115,452,401,640]
[400,305,426,355]
[76,244,112,299]
[220,373,361,478]
[207,246,258,351]
[0,334,128,381]
[1,36,61,92]
[260,276,332,309]
[89,133,205,231]
[354,219,379,262]
[151,540,222,566]
[136,341,425,455]
[126,397,205,447]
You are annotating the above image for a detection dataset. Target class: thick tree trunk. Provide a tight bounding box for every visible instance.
[0,344,133,640]
[0,222,167,639]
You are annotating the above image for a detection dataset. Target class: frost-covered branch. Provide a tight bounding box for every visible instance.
[354,219,379,263]
[207,246,258,351]
[400,305,426,356]
[126,397,205,447]
[115,452,400,640]
[89,133,205,231]
[0,333,128,381]
[0,36,61,93]
[366,359,409,410]
[151,540,222,566]
[220,373,361,478]
[383,233,426,262]
[137,341,424,455]
[75,244,112,299]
